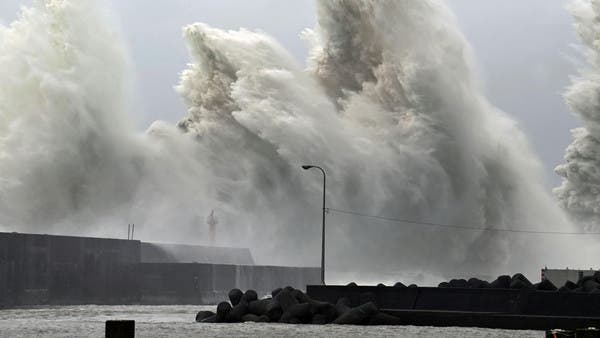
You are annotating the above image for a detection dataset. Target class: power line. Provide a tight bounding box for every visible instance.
[326,207,600,235]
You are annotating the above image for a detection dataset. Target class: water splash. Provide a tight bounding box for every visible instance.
[555,0,600,234]
[0,0,583,282]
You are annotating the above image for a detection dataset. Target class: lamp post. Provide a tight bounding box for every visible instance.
[301,165,326,285]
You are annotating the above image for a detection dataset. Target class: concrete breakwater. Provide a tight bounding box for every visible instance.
[304,274,600,330]
[195,286,404,325]
[0,232,320,307]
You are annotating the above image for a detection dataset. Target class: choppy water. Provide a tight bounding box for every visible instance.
[0,305,543,337]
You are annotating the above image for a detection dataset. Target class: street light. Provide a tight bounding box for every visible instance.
[301,165,326,285]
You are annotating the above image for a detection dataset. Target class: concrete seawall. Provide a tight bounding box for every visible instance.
[0,232,320,307]
[306,285,600,330]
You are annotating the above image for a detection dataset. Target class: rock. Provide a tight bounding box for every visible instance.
[438,282,450,288]
[333,302,378,325]
[226,302,249,322]
[242,290,258,303]
[489,275,511,289]
[274,288,298,312]
[346,282,358,287]
[408,284,418,288]
[535,279,557,291]
[393,282,406,288]
[377,283,386,287]
[271,288,282,297]
[228,289,243,306]
[368,312,403,325]
[558,286,571,293]
[195,311,215,322]
[216,302,232,323]
[359,292,377,305]
[283,286,295,293]
[249,299,271,316]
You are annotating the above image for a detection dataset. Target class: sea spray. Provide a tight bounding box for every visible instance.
[556,0,600,232]
[0,0,583,282]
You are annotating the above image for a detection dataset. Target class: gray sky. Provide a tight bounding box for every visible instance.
[0,0,581,189]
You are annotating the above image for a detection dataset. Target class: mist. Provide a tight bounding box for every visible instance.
[0,0,591,285]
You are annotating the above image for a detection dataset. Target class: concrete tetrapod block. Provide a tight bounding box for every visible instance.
[248,299,271,316]
[105,320,134,338]
[228,289,243,306]
[333,302,378,325]
[216,302,232,323]
[195,311,215,322]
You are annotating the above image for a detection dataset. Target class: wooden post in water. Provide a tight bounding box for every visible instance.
[105,320,134,338]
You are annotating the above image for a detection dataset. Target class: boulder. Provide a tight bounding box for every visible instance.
[408,284,418,288]
[393,282,406,288]
[333,302,378,325]
[346,282,358,287]
[228,288,243,306]
[438,282,450,288]
[377,283,386,287]
[195,311,215,322]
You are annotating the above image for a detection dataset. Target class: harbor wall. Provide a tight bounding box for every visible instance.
[0,232,319,307]
[0,232,140,307]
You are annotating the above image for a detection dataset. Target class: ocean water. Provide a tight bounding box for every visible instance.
[0,305,543,337]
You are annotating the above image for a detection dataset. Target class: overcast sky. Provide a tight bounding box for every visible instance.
[0,0,581,189]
